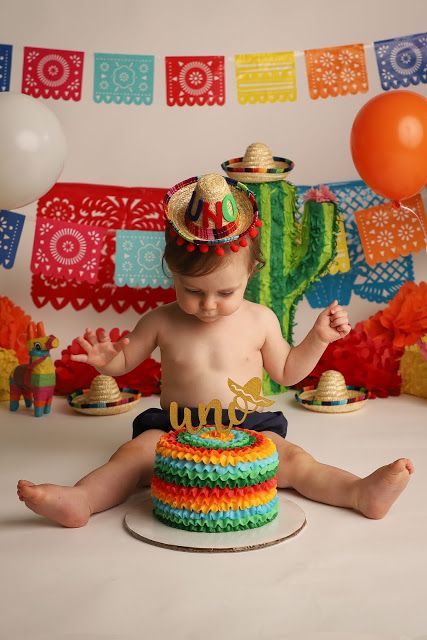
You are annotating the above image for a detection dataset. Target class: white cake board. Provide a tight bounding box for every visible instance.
[124,493,306,553]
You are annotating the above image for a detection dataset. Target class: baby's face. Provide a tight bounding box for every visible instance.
[172,250,251,323]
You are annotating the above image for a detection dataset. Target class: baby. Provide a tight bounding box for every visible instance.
[17,174,413,527]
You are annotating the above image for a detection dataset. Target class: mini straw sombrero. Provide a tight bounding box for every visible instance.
[221,142,294,183]
[295,370,368,414]
[68,375,141,416]
[164,173,261,256]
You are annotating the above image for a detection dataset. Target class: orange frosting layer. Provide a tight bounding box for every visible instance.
[152,476,277,512]
[199,430,234,442]
[152,475,276,498]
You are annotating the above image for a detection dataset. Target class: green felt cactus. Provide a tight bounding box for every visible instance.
[244,181,339,394]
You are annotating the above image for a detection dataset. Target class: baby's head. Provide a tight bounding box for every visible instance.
[164,231,262,322]
[163,173,263,323]
[164,223,262,277]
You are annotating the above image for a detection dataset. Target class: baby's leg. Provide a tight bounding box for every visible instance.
[265,432,414,519]
[17,428,164,528]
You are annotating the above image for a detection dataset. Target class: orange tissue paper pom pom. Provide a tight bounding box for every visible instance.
[379,282,427,349]
[0,297,33,363]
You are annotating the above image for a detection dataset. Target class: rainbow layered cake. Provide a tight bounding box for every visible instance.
[151,426,279,532]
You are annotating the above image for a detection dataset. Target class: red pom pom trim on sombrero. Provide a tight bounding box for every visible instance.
[164,174,259,256]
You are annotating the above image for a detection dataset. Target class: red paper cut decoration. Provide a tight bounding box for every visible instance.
[22,47,84,101]
[296,282,427,398]
[55,327,161,396]
[31,217,105,283]
[165,56,225,106]
[31,183,176,313]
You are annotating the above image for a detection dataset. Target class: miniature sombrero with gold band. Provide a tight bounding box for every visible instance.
[68,375,141,416]
[221,142,294,183]
[164,173,261,256]
[295,370,368,414]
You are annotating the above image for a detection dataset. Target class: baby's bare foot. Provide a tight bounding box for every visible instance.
[17,480,91,527]
[356,458,414,519]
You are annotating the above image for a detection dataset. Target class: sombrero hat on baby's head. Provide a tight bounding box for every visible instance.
[164,173,261,256]
[295,370,368,414]
[68,375,141,416]
[221,142,294,183]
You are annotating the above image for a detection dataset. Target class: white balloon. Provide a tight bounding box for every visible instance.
[0,93,67,209]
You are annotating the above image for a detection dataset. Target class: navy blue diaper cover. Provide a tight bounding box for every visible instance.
[132,407,287,440]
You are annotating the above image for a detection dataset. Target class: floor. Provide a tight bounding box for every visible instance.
[1,391,426,640]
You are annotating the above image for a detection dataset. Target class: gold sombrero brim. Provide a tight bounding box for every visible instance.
[295,387,368,414]
[67,389,141,416]
[165,177,257,244]
[221,156,294,183]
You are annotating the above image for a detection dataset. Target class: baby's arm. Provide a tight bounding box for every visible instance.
[71,307,162,376]
[261,300,351,387]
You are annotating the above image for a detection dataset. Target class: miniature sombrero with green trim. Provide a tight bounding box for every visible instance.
[164,173,261,256]
[68,375,141,416]
[295,370,368,414]
[221,142,294,183]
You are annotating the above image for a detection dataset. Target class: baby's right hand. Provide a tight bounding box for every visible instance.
[70,328,130,368]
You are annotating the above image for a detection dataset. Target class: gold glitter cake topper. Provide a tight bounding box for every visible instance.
[169,377,274,435]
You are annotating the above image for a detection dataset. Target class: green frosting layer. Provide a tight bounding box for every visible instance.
[177,429,256,450]
[154,459,278,488]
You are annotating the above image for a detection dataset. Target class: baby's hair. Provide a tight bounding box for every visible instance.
[163,226,265,277]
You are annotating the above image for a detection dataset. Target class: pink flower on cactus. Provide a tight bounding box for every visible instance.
[304,184,338,203]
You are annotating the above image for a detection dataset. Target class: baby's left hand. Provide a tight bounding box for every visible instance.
[314,300,351,344]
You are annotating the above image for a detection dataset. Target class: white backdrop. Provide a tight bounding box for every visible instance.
[2,0,426,354]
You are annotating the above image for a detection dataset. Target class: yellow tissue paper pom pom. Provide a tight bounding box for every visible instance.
[399,339,427,399]
[0,348,20,401]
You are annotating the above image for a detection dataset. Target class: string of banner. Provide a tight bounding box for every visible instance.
[0,31,426,105]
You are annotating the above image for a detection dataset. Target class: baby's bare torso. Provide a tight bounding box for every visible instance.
[157,302,265,408]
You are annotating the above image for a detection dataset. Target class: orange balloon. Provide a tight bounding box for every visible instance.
[350,90,427,202]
